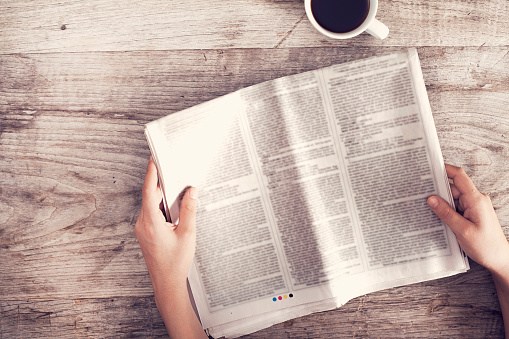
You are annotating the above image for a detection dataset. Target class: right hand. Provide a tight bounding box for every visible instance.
[427,164,509,275]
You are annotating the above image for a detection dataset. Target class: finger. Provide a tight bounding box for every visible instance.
[445,164,479,197]
[177,187,198,234]
[458,194,471,212]
[450,183,461,200]
[428,195,473,235]
[456,199,466,213]
[142,158,162,207]
[453,199,462,214]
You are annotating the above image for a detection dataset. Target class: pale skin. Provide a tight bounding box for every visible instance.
[135,160,509,338]
[134,158,207,339]
[427,164,509,338]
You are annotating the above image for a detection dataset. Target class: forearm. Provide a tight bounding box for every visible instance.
[491,266,509,338]
[152,279,207,339]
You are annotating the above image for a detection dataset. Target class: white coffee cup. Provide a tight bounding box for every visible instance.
[304,0,389,40]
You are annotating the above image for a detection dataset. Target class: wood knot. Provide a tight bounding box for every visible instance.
[425,293,450,314]
[283,319,294,328]
[112,240,125,252]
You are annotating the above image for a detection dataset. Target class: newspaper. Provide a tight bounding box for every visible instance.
[145,49,469,338]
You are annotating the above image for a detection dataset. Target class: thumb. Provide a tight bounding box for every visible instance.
[427,195,471,235]
[177,187,198,233]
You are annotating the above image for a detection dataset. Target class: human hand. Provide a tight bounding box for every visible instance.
[134,158,207,339]
[427,164,509,275]
[134,158,198,292]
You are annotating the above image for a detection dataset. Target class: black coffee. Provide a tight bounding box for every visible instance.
[311,0,370,33]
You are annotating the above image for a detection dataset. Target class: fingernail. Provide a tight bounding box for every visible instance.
[428,196,439,208]
[188,187,198,200]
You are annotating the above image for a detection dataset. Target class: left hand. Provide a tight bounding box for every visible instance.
[134,158,198,292]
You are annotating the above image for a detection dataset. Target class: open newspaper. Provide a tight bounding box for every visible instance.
[145,49,469,338]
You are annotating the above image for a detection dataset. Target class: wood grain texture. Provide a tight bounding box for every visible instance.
[0,0,508,53]
[1,46,508,337]
[0,297,168,338]
[1,0,509,335]
[0,265,504,338]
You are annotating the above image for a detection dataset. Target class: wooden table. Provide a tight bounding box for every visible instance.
[1,1,508,337]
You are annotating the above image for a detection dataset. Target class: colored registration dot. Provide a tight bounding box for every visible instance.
[272,297,277,302]
[283,295,288,299]
[289,293,294,298]
[278,296,282,300]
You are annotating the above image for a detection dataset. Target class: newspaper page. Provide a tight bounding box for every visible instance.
[314,49,468,307]
[144,49,468,338]
[145,89,341,337]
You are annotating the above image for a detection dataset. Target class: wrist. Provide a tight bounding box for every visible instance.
[489,264,509,281]
[152,277,190,317]
[151,277,205,339]
[151,273,188,296]
[487,252,509,280]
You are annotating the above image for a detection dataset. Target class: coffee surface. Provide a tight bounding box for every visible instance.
[311,0,370,33]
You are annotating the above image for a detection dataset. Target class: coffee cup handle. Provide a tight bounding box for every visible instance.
[365,18,389,40]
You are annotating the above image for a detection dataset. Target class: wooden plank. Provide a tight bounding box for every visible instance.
[0,264,504,338]
[0,47,508,337]
[1,47,508,116]
[0,297,168,338]
[1,47,509,301]
[0,0,508,53]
